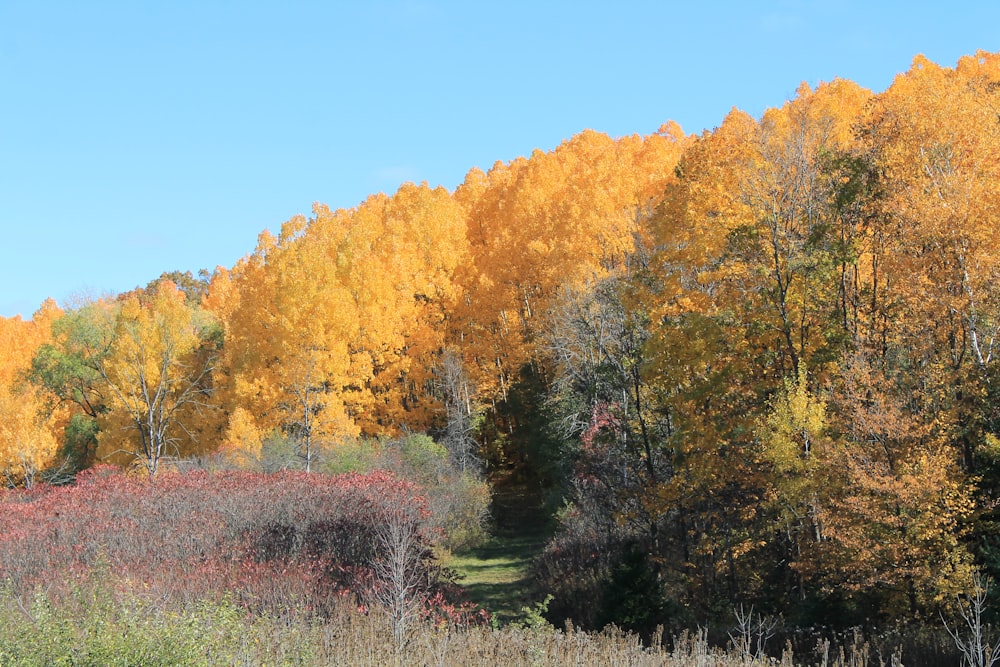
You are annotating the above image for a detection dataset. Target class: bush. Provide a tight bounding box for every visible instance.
[214,432,491,552]
[0,581,952,666]
[534,499,627,629]
[0,467,476,626]
[317,434,492,552]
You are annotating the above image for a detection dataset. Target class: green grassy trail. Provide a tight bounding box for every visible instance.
[446,474,553,625]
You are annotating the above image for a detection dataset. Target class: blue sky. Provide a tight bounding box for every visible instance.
[2,1,999,318]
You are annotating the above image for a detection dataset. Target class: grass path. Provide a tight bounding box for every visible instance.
[445,473,553,625]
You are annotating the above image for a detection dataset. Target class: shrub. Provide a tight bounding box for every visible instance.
[0,467,479,627]
[313,434,492,552]
[211,432,491,552]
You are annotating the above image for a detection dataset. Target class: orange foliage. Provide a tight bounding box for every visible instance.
[0,300,65,484]
[454,127,687,399]
[214,182,468,462]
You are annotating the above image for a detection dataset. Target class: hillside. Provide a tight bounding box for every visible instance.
[1,51,1000,659]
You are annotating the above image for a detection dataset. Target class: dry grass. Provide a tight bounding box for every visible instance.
[0,577,932,667]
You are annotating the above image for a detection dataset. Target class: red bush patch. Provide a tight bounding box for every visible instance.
[0,467,483,625]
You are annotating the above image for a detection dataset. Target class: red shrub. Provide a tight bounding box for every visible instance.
[0,469,480,624]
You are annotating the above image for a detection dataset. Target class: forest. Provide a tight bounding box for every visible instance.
[1,51,1000,664]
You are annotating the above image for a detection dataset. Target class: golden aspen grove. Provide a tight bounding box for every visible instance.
[5,51,1000,663]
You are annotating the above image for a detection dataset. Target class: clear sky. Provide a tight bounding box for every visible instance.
[2,1,999,319]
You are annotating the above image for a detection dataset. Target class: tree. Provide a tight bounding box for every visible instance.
[756,365,837,601]
[634,79,957,617]
[858,52,1000,468]
[734,80,871,376]
[0,303,64,485]
[32,300,114,469]
[454,127,685,392]
[544,250,669,546]
[432,348,481,472]
[213,216,361,470]
[84,282,220,476]
[0,382,60,487]
[815,353,977,616]
[213,183,469,466]
[943,572,1000,667]
[369,494,434,651]
[452,126,686,472]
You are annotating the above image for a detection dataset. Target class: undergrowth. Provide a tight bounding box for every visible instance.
[0,577,931,667]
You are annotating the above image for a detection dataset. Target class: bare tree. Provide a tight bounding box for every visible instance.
[729,604,780,665]
[543,265,671,542]
[943,572,1000,667]
[433,349,481,473]
[369,499,435,652]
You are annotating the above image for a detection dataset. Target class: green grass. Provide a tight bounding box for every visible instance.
[446,471,554,625]
[447,533,548,625]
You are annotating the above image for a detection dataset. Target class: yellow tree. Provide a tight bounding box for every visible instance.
[215,218,360,470]
[93,282,220,477]
[756,365,839,596]
[642,108,781,606]
[453,126,686,425]
[859,52,1000,468]
[867,53,1000,358]
[641,81,875,609]
[648,64,983,614]
[213,183,468,466]
[737,79,871,376]
[792,53,1000,611]
[330,183,468,434]
[817,354,976,614]
[0,302,64,485]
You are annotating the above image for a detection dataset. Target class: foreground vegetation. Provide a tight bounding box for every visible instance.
[0,576,964,666]
[0,580,681,667]
[0,466,976,665]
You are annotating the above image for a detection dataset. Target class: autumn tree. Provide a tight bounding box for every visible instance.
[756,365,839,603]
[31,312,105,468]
[632,78,977,617]
[336,183,469,434]
[211,220,354,470]
[630,68,990,620]
[96,282,221,476]
[640,107,785,612]
[452,126,686,470]
[34,283,220,477]
[816,355,976,615]
[213,183,468,467]
[803,52,1000,608]
[544,245,670,546]
[0,301,64,486]
[857,52,1000,472]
